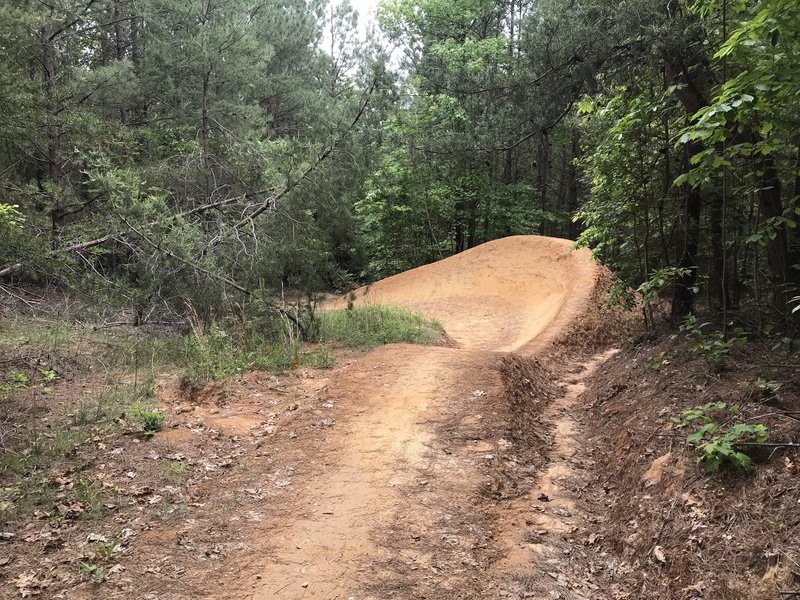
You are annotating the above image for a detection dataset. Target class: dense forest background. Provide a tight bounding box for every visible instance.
[1,0,798,331]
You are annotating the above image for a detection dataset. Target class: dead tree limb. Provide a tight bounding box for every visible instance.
[120,217,251,295]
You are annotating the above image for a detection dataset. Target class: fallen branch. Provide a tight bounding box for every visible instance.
[736,442,800,448]
[748,412,800,423]
[0,194,250,278]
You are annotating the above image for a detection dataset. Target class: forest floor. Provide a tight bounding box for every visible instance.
[1,236,798,599]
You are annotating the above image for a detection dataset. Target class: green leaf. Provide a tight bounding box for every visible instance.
[673,173,689,186]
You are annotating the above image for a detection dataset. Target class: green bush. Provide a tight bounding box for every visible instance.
[674,315,747,372]
[316,304,442,347]
[675,401,768,471]
[130,403,165,436]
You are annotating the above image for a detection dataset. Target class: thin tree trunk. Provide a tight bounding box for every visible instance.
[567,129,580,240]
[41,25,67,233]
[537,130,550,235]
[202,69,212,201]
[758,157,789,319]
[709,188,726,311]
[114,0,130,125]
[672,144,702,318]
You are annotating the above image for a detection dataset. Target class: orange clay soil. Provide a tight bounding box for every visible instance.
[330,235,598,353]
[69,235,611,600]
[226,236,605,600]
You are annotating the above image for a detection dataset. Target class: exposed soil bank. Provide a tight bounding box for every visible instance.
[574,336,800,600]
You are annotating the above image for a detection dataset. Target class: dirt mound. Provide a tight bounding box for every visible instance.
[333,236,599,353]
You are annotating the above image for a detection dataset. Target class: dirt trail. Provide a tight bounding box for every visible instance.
[189,236,604,599]
[247,346,464,599]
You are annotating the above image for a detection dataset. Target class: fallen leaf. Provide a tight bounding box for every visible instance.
[653,545,666,563]
[13,571,44,598]
[56,503,84,519]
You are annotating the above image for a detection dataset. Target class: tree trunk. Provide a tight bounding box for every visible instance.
[202,69,212,201]
[41,25,67,233]
[709,188,727,311]
[672,144,702,318]
[662,52,713,319]
[537,130,550,235]
[567,130,580,240]
[758,157,789,319]
[454,210,465,253]
[114,0,130,125]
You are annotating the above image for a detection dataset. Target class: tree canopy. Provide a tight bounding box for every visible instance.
[1,0,798,330]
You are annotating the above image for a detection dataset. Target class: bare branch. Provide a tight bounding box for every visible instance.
[120,217,250,295]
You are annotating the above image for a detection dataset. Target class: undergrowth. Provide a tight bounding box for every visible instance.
[0,380,154,520]
[675,401,769,471]
[182,322,334,386]
[0,317,186,390]
[316,304,442,347]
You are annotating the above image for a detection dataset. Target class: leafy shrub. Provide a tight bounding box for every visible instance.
[78,560,105,585]
[637,266,695,307]
[674,315,747,371]
[130,403,165,436]
[645,351,672,371]
[675,401,768,471]
[631,266,695,330]
[316,305,442,347]
[602,277,637,311]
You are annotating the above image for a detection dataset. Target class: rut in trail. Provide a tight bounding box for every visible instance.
[191,235,605,600]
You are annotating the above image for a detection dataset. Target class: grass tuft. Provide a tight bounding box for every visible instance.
[182,323,336,387]
[317,304,442,347]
